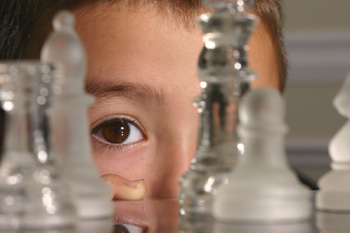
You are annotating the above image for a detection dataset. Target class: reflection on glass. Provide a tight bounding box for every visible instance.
[111,199,316,233]
[113,199,179,233]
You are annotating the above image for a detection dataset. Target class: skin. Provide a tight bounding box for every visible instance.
[74,3,279,202]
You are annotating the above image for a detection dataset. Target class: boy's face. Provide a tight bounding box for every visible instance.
[75,4,279,200]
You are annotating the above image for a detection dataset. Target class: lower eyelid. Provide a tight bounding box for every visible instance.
[91,135,142,153]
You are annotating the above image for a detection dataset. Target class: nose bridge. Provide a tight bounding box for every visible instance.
[146,130,198,199]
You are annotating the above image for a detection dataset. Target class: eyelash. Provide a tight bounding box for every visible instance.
[91,116,145,153]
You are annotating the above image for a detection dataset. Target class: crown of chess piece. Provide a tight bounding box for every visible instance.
[316,73,350,212]
[213,88,312,222]
[41,11,113,220]
[0,63,76,230]
[178,0,258,221]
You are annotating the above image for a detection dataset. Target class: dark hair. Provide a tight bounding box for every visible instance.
[0,0,287,90]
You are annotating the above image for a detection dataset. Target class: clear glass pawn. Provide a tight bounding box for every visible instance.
[178,0,258,220]
[41,11,113,220]
[0,62,76,231]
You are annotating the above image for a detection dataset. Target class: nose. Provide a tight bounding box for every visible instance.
[144,125,199,199]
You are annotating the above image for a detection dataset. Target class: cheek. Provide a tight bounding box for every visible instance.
[142,114,199,198]
[92,144,149,180]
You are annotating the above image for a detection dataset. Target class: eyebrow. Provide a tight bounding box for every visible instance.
[85,79,167,105]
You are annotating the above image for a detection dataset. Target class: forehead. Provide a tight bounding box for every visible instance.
[74,3,279,95]
[75,4,203,94]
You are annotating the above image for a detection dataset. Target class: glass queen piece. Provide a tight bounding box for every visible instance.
[178,0,259,219]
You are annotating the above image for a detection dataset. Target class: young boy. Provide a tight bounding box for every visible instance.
[0,0,287,201]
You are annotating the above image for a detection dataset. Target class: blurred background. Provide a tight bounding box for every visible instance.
[284,0,350,146]
[282,0,350,182]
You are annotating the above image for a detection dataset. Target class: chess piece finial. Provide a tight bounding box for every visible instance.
[178,0,258,221]
[333,73,350,118]
[317,73,350,211]
[41,11,113,219]
[41,10,86,94]
[213,88,312,222]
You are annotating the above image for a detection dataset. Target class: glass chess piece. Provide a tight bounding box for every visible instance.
[179,216,213,233]
[214,219,312,233]
[178,0,258,220]
[40,11,113,220]
[316,73,350,212]
[0,62,76,231]
[213,88,312,222]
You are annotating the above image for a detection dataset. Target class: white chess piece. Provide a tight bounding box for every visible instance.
[41,11,113,220]
[317,73,350,211]
[213,88,311,222]
[317,211,350,233]
[214,220,311,233]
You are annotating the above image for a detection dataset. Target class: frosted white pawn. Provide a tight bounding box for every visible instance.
[213,88,311,222]
[214,220,311,233]
[40,11,113,219]
[317,73,350,211]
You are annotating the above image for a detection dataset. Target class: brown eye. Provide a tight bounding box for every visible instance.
[92,117,144,146]
[102,120,130,144]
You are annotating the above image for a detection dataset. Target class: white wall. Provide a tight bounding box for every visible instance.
[284,0,350,32]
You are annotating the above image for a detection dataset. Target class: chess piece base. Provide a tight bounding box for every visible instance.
[77,197,113,219]
[214,167,312,222]
[179,170,229,219]
[317,169,350,212]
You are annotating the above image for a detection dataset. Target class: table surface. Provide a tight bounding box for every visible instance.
[106,146,345,233]
[12,147,345,233]
[107,198,350,233]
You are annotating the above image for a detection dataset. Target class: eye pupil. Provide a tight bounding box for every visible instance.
[102,120,130,143]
